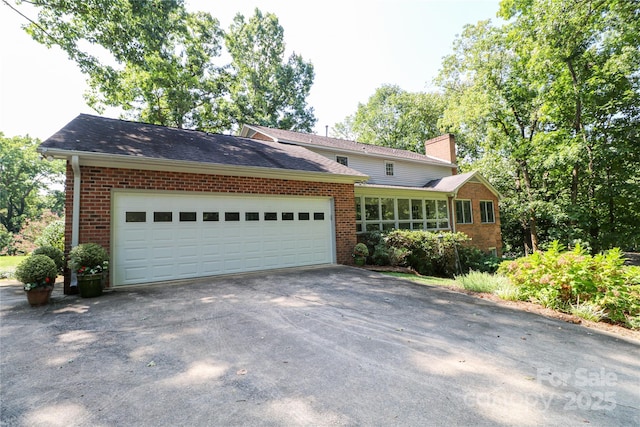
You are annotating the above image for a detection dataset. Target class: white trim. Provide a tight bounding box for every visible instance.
[70,155,80,287]
[39,148,367,184]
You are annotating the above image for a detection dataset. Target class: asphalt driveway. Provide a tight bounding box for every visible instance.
[1,266,639,426]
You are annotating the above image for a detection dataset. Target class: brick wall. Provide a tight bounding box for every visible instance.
[63,163,356,291]
[454,182,502,255]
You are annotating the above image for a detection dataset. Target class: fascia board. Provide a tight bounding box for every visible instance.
[355,183,454,199]
[38,148,369,184]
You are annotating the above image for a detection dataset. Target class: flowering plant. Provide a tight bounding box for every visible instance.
[68,243,109,276]
[352,243,369,258]
[15,254,58,291]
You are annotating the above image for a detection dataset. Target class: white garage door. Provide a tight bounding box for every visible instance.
[112,192,335,286]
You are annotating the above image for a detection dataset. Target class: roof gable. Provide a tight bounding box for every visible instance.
[38,115,367,180]
[240,124,456,167]
[424,171,502,199]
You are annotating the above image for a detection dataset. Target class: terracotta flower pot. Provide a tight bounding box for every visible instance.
[78,273,103,298]
[25,286,53,307]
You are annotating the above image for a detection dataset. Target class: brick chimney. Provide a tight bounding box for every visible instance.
[425,134,457,175]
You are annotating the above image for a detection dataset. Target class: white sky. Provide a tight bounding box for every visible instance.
[0,0,500,140]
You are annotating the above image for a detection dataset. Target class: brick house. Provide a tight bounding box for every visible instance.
[38,114,501,292]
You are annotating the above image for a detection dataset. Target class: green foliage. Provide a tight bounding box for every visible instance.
[34,219,65,252]
[32,246,64,273]
[15,2,316,133]
[332,85,445,153]
[457,271,510,293]
[0,134,64,235]
[353,243,369,257]
[225,9,316,132]
[13,210,62,254]
[68,243,109,275]
[15,254,57,290]
[499,242,640,328]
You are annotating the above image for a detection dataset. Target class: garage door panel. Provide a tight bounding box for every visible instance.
[113,193,334,286]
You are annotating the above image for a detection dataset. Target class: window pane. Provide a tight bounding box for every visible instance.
[426,221,438,230]
[203,212,219,222]
[356,223,362,232]
[179,212,196,222]
[425,200,436,220]
[411,200,423,220]
[481,201,494,223]
[412,222,424,230]
[264,212,277,221]
[314,212,325,220]
[398,199,410,220]
[298,212,310,220]
[336,156,348,166]
[366,223,381,231]
[382,223,395,231]
[225,212,240,221]
[455,200,472,224]
[437,200,448,220]
[365,197,379,220]
[398,222,411,230]
[464,201,472,223]
[282,212,294,221]
[355,197,362,221]
[245,212,259,221]
[381,198,394,220]
[154,212,172,222]
[439,220,449,229]
[126,211,146,222]
[385,162,394,176]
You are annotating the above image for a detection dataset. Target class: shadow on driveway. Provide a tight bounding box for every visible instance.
[1,266,639,426]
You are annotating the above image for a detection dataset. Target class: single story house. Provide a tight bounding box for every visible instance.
[38,114,501,293]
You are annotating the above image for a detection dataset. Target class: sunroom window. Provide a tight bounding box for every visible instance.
[355,196,449,232]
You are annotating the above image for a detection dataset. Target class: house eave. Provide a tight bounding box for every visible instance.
[355,183,455,198]
[38,147,369,184]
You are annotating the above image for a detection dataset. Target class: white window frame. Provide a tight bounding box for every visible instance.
[480,200,495,223]
[355,196,450,233]
[336,155,348,166]
[385,161,394,176]
[455,200,473,224]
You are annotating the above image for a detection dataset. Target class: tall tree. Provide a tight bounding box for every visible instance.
[332,85,445,153]
[8,1,316,132]
[438,0,640,253]
[0,134,64,234]
[225,8,316,132]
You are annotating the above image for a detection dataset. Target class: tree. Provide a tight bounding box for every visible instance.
[8,1,317,132]
[0,133,64,234]
[332,85,445,153]
[225,9,316,132]
[438,0,640,253]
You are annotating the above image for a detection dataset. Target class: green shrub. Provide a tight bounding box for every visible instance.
[34,219,65,252]
[494,281,521,301]
[68,243,109,275]
[15,254,58,290]
[570,302,606,322]
[457,271,510,293]
[32,246,64,273]
[498,241,640,327]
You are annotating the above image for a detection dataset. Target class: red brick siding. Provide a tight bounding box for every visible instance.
[63,163,356,290]
[454,182,502,255]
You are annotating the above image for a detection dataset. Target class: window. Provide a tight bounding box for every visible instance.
[336,156,348,166]
[225,212,240,221]
[456,200,472,224]
[264,212,277,221]
[488,247,497,257]
[314,212,325,220]
[355,197,449,232]
[126,212,146,223]
[203,212,219,222]
[154,212,172,222]
[385,161,394,176]
[179,212,196,222]
[245,212,259,221]
[298,212,310,220]
[282,212,294,221]
[480,201,495,223]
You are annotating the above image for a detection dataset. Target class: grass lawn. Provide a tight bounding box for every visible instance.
[0,255,28,278]
[382,272,461,288]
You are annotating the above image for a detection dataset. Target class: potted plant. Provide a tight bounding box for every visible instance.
[353,243,369,266]
[68,243,109,298]
[15,254,58,306]
[33,246,65,274]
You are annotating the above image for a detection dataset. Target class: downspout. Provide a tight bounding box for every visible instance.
[449,193,457,233]
[71,155,81,288]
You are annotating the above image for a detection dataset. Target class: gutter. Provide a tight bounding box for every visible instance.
[71,155,80,287]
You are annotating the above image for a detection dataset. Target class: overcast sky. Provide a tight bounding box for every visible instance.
[0,0,500,140]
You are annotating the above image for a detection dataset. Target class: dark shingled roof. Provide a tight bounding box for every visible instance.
[39,114,367,178]
[242,124,455,166]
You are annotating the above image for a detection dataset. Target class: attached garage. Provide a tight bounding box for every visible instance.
[112,192,334,286]
[38,114,366,293]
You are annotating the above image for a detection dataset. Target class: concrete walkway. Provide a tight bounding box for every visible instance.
[1,266,639,426]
